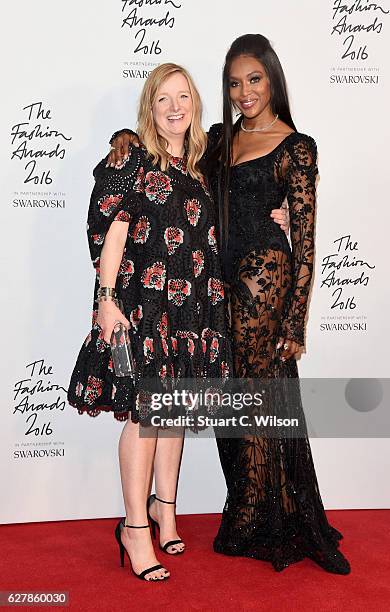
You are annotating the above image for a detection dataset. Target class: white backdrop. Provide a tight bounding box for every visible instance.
[1,0,389,524]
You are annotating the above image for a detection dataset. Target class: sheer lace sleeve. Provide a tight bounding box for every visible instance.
[87,146,143,271]
[281,135,318,346]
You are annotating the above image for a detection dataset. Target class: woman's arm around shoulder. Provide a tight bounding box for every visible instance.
[107,128,141,168]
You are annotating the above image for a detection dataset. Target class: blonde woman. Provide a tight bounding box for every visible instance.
[68,64,232,581]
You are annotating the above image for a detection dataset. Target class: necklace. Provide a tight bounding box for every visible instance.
[241,114,279,133]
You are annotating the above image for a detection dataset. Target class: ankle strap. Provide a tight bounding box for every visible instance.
[124,524,149,528]
[155,495,176,505]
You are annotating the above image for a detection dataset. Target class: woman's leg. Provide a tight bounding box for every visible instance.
[150,427,185,553]
[118,418,169,579]
[217,250,294,533]
[215,249,350,574]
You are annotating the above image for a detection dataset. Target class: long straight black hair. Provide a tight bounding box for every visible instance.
[215,34,297,250]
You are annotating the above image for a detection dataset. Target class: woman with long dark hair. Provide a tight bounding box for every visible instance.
[109,34,350,574]
[209,34,350,574]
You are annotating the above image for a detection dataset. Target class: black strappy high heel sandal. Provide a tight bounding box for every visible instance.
[147,494,185,555]
[114,519,169,581]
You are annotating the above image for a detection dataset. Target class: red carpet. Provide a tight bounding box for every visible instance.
[0,511,389,611]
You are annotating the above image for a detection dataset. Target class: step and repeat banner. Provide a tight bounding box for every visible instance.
[1,0,389,523]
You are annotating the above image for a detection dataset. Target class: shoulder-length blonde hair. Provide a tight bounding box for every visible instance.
[137,63,206,180]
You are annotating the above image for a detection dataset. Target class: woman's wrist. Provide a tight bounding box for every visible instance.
[97,296,119,309]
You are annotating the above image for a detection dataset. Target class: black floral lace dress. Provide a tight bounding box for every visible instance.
[67,145,232,424]
[206,124,350,574]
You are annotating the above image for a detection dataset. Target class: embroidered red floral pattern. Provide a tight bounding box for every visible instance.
[192,250,205,277]
[168,279,192,306]
[208,277,224,304]
[164,227,184,255]
[98,194,123,216]
[208,226,218,254]
[145,171,172,205]
[132,216,151,243]
[184,198,201,226]
[141,262,166,290]
[133,166,145,193]
[118,258,135,289]
[85,376,103,405]
[130,305,143,330]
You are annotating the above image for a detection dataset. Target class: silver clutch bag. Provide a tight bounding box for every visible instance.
[110,321,136,378]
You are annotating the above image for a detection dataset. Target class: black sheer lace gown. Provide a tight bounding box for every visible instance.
[206,123,350,574]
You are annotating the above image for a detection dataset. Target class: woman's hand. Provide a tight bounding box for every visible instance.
[276,337,301,361]
[270,201,289,233]
[107,132,141,168]
[96,299,130,343]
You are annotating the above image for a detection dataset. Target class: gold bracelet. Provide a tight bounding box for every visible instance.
[97,286,117,300]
